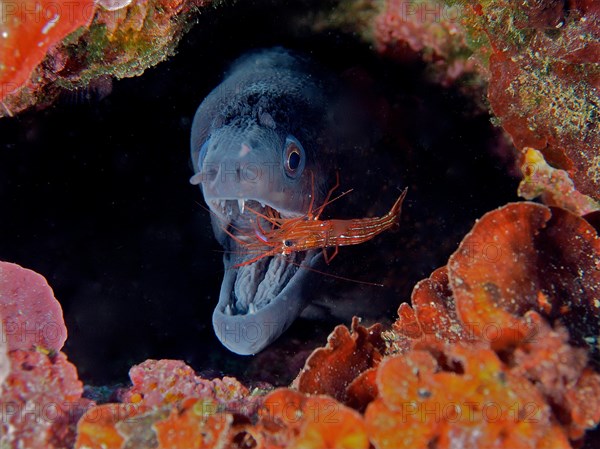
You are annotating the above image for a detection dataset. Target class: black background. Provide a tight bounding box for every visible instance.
[0,0,517,386]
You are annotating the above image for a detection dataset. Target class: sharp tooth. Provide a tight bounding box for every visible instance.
[248,303,257,314]
[260,202,265,208]
[225,304,232,315]
[238,199,245,214]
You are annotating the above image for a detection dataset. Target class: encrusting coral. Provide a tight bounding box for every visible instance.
[5,198,599,448]
[2,1,600,447]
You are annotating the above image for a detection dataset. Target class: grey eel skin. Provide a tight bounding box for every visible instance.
[190,48,346,355]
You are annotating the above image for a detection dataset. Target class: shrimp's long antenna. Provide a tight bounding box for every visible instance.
[234,251,384,287]
[296,261,384,287]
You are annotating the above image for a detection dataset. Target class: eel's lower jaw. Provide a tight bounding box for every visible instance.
[212,249,321,355]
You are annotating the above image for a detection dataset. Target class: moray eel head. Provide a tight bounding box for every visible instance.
[190,48,334,355]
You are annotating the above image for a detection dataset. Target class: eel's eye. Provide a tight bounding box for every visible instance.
[288,150,300,171]
[283,136,305,178]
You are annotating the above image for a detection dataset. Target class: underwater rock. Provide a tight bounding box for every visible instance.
[0,0,211,117]
[75,366,253,449]
[316,0,489,103]
[75,376,370,449]
[471,1,600,201]
[322,0,600,202]
[382,202,600,445]
[0,261,67,352]
[0,349,90,449]
[511,312,600,440]
[519,147,600,216]
[0,0,95,113]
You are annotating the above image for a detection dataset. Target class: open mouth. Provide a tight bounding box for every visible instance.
[207,198,315,316]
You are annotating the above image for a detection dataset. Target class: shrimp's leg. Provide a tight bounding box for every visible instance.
[322,246,339,265]
[306,170,316,218]
[314,172,340,220]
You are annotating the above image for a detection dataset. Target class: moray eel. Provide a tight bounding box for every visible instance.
[190,48,341,355]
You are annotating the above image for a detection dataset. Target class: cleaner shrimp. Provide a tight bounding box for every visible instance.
[228,174,408,267]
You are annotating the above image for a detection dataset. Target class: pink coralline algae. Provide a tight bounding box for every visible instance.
[373,0,480,86]
[121,359,258,414]
[0,261,67,352]
[1,349,90,448]
[0,317,9,386]
[75,359,265,449]
[0,261,89,448]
